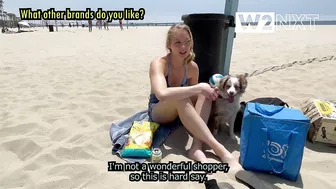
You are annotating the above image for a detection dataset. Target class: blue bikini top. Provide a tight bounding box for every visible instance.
[165,54,188,87]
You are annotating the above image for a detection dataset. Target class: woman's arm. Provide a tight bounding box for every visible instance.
[149,58,202,102]
[186,61,219,101]
[186,61,199,86]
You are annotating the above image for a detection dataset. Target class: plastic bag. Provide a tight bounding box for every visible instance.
[121,121,159,158]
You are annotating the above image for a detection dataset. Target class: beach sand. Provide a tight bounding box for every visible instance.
[1,25,336,189]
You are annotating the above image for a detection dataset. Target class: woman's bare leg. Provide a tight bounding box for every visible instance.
[152,95,207,162]
[150,101,178,124]
[176,98,242,170]
[151,97,242,170]
[188,95,210,162]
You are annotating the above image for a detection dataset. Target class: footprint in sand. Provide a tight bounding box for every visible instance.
[53,146,96,160]
[89,90,110,96]
[66,103,78,110]
[86,112,105,123]
[36,177,73,189]
[0,92,10,97]
[93,133,111,148]
[115,107,136,116]
[0,111,11,121]
[30,104,49,112]
[296,68,310,75]
[52,92,67,99]
[42,116,60,125]
[115,82,124,88]
[67,134,89,144]
[282,77,301,84]
[49,127,69,142]
[0,138,42,161]
[130,95,148,102]
[2,66,13,71]
[0,170,31,188]
[24,153,60,171]
[77,118,89,127]
[104,115,119,122]
[40,163,100,188]
[0,123,38,137]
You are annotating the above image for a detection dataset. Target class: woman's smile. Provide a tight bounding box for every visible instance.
[179,51,187,55]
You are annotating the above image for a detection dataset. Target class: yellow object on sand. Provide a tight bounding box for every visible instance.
[121,121,159,158]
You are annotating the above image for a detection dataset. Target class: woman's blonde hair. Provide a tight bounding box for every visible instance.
[165,24,195,65]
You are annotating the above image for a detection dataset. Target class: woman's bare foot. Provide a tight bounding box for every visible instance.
[188,138,208,163]
[188,146,214,175]
[218,152,243,175]
[188,146,207,163]
[213,145,243,173]
[222,155,242,173]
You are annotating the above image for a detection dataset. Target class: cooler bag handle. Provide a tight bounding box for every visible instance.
[261,128,298,174]
[255,103,284,116]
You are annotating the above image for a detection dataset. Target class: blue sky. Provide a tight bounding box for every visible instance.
[3,0,336,22]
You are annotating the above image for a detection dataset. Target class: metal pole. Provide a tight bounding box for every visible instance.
[220,0,239,76]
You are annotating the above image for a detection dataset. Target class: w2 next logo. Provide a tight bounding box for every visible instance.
[235,12,319,33]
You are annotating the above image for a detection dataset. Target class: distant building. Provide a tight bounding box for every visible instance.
[0,1,20,28]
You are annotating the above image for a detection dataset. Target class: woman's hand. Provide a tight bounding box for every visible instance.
[197,83,219,101]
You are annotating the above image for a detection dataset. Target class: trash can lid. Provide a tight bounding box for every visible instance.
[181,13,234,22]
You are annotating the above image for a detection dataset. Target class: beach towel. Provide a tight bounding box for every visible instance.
[110,109,179,163]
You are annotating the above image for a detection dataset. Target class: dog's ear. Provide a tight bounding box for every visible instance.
[219,75,230,89]
[238,74,248,92]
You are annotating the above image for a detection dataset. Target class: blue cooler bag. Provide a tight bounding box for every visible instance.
[240,102,310,181]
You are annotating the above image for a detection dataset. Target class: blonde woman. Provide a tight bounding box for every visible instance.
[147,24,242,171]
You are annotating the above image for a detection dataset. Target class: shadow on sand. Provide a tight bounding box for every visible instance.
[160,125,241,161]
[160,126,190,159]
[304,141,336,153]
[250,172,304,189]
[160,126,308,189]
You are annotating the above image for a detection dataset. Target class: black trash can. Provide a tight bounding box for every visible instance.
[48,25,54,32]
[182,13,235,83]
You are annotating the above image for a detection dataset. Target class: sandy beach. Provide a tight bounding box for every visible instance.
[1,25,336,189]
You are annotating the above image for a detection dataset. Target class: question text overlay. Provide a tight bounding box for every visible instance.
[19,8,145,21]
